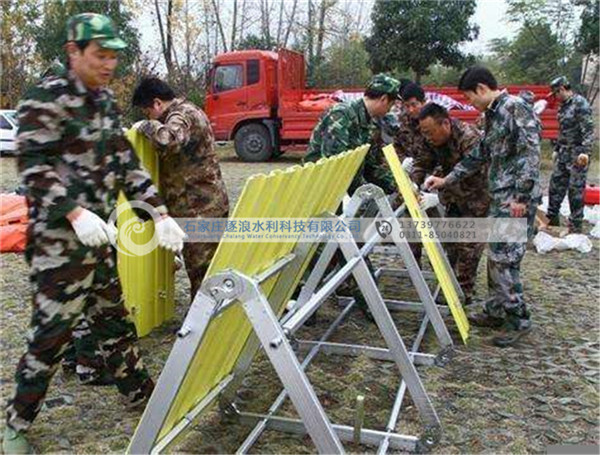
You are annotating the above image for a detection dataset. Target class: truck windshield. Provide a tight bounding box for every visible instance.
[214,65,243,93]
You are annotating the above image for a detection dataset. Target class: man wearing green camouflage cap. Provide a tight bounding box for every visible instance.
[3,13,186,454]
[305,73,400,193]
[547,76,594,232]
[303,74,400,321]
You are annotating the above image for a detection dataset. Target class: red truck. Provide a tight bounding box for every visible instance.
[205,49,558,162]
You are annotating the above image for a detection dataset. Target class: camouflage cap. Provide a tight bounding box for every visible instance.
[66,13,127,50]
[366,74,401,99]
[550,76,569,90]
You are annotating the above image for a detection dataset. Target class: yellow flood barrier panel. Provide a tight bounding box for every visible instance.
[154,146,368,443]
[116,129,175,337]
[382,144,470,343]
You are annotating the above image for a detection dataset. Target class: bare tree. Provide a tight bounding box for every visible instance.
[230,0,238,51]
[282,0,298,48]
[211,0,229,52]
[154,0,175,73]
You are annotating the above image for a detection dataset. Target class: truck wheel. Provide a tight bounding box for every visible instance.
[234,124,273,162]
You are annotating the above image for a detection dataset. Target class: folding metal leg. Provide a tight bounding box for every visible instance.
[225,271,345,454]
[127,288,222,454]
[337,229,442,442]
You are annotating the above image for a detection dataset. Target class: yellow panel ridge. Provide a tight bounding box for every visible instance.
[382,144,470,343]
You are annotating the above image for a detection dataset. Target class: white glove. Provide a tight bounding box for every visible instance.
[70,209,110,247]
[533,99,548,115]
[155,216,187,253]
[106,220,118,246]
[402,157,414,173]
[419,192,440,211]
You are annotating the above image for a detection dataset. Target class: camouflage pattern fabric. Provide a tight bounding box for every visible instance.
[6,69,167,432]
[392,105,430,161]
[66,13,127,50]
[444,91,541,330]
[138,98,229,297]
[547,93,595,229]
[304,98,396,195]
[366,74,401,98]
[412,119,489,216]
[412,119,489,301]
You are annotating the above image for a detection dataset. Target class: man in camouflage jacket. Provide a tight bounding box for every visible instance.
[133,77,230,299]
[3,14,186,453]
[426,67,541,348]
[414,103,489,305]
[304,74,399,195]
[547,76,595,232]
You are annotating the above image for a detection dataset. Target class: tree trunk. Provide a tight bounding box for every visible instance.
[230,0,238,51]
[282,0,298,48]
[275,0,284,47]
[211,0,228,53]
[154,0,171,72]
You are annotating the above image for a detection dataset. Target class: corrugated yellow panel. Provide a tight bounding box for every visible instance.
[382,145,469,343]
[116,130,175,337]
[156,146,369,442]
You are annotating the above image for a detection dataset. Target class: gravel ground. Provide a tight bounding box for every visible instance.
[0,143,599,454]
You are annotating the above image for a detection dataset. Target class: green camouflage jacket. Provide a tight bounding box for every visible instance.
[412,119,489,216]
[445,92,541,205]
[17,70,167,225]
[304,98,396,194]
[138,98,229,218]
[556,93,595,160]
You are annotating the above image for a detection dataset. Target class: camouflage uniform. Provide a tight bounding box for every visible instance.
[138,99,229,298]
[547,93,594,230]
[6,65,166,431]
[37,58,108,385]
[303,75,400,317]
[444,92,541,330]
[412,119,489,301]
[304,97,397,195]
[392,105,437,266]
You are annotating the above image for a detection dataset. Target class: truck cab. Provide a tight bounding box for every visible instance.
[205,50,279,161]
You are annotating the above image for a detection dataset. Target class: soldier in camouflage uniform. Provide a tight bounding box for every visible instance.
[414,103,489,305]
[547,76,595,232]
[304,74,400,320]
[38,58,114,387]
[392,82,436,267]
[133,77,230,299]
[304,74,400,195]
[426,67,541,348]
[3,14,186,453]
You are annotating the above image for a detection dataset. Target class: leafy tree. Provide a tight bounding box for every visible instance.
[365,0,479,82]
[236,34,274,51]
[0,0,41,107]
[34,0,140,77]
[576,0,599,54]
[489,21,567,84]
[311,37,372,88]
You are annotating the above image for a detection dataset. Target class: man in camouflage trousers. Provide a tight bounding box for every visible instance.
[304,74,400,320]
[426,67,541,348]
[133,77,230,299]
[414,103,489,306]
[3,14,186,453]
[547,76,595,233]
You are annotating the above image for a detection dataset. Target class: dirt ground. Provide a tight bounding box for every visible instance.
[0,143,599,454]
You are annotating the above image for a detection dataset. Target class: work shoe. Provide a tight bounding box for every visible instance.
[547,215,560,227]
[468,312,504,329]
[567,221,583,234]
[2,427,33,454]
[78,369,115,387]
[492,325,532,348]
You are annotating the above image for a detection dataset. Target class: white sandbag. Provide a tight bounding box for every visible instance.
[590,223,600,239]
[533,231,593,254]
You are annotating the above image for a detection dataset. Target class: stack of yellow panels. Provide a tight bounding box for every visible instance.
[152,146,369,443]
[117,130,175,337]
